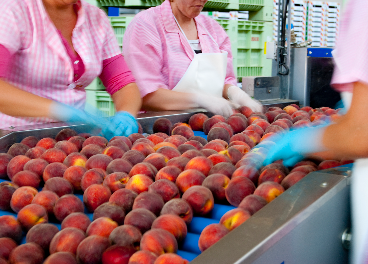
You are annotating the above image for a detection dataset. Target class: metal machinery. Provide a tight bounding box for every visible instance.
[0,110,352,264]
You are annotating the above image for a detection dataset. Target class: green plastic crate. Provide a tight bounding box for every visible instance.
[109,16,135,47]
[97,0,162,7]
[86,90,115,117]
[85,78,106,91]
[238,0,263,11]
[204,0,230,9]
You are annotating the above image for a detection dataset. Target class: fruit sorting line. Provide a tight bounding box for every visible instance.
[0,109,352,263]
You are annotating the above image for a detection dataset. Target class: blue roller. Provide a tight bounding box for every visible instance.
[180,233,201,254]
[188,217,219,234]
[209,204,237,220]
[193,130,207,140]
[177,249,199,261]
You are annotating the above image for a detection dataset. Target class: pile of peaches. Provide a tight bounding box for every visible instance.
[0,104,353,264]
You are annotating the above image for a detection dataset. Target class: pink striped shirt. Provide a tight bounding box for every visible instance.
[331,0,368,92]
[122,0,237,98]
[0,0,122,129]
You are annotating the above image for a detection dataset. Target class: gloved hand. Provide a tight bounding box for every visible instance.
[102,111,139,140]
[227,85,263,112]
[262,125,328,167]
[193,92,238,118]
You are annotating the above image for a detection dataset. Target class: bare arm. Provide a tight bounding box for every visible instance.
[111,82,142,117]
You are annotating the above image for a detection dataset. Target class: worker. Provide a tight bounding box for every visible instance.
[122,0,262,118]
[0,0,142,139]
[263,0,368,262]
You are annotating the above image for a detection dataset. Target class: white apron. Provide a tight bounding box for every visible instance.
[172,16,227,97]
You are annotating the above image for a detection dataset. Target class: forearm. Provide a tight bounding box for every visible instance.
[223,83,233,99]
[0,79,53,118]
[111,83,142,117]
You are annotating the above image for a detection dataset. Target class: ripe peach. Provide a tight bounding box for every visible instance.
[202,173,230,201]
[132,142,155,157]
[103,172,130,192]
[9,242,44,264]
[318,160,341,170]
[10,186,38,213]
[44,177,74,197]
[290,165,316,174]
[238,194,268,215]
[153,142,178,151]
[198,223,229,252]
[80,144,103,159]
[140,229,178,256]
[176,169,206,193]
[133,192,165,216]
[189,136,208,146]
[178,144,196,154]
[153,253,188,264]
[258,168,285,185]
[41,148,67,163]
[153,118,173,134]
[203,117,222,135]
[0,182,17,211]
[182,186,214,215]
[265,111,279,123]
[12,170,40,188]
[26,223,59,252]
[129,162,157,180]
[83,184,111,212]
[156,146,181,160]
[232,165,259,184]
[164,135,188,148]
[63,165,87,191]
[207,127,230,143]
[102,146,125,160]
[171,125,194,139]
[93,202,125,225]
[54,141,78,155]
[129,250,157,264]
[32,190,59,215]
[149,179,180,202]
[55,128,78,141]
[301,106,313,112]
[225,177,255,207]
[17,204,48,231]
[76,235,110,264]
[61,212,91,232]
[201,141,224,153]
[36,137,56,149]
[166,157,189,171]
[7,155,31,180]
[85,154,113,171]
[68,136,86,151]
[107,139,130,152]
[230,133,255,148]
[0,153,12,178]
[181,149,204,160]
[238,106,253,117]
[283,105,298,115]
[184,156,212,176]
[0,215,22,243]
[109,188,138,213]
[43,162,68,182]
[53,194,84,222]
[152,214,187,242]
[294,160,318,169]
[208,162,236,178]
[226,115,247,134]
[63,152,87,168]
[242,130,261,145]
[261,163,289,177]
[260,132,276,142]
[183,140,203,151]
[153,132,169,140]
[109,225,142,249]
[154,166,180,183]
[274,113,292,122]
[21,136,39,148]
[129,133,146,145]
[272,119,290,130]
[106,158,133,174]
[144,153,167,171]
[207,153,231,166]
[44,252,77,264]
[7,143,30,157]
[160,198,193,225]
[134,138,155,148]
[110,136,132,148]
[0,237,17,260]
[220,208,251,231]
[147,134,165,145]
[125,208,157,234]
[252,119,270,131]
[50,227,86,255]
[254,182,284,203]
[82,136,108,148]
[126,174,153,194]
[219,147,242,165]
[211,122,234,137]
[264,124,284,134]
[86,217,118,238]
[293,119,311,128]
[281,171,308,190]
[80,168,105,191]
[189,113,209,131]
[23,158,48,178]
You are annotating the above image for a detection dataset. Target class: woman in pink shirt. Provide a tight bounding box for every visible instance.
[0,0,141,139]
[123,0,262,117]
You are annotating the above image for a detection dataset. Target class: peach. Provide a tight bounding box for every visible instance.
[68,136,86,151]
[281,171,308,190]
[293,119,311,128]
[76,235,111,264]
[171,125,194,139]
[209,162,236,178]
[258,168,285,185]
[81,168,105,191]
[0,237,17,260]
[164,135,187,147]
[230,133,255,148]
[21,136,39,148]
[176,169,206,193]
[83,184,111,212]
[318,160,341,170]
[264,124,284,134]
[154,132,169,140]
[40,148,66,164]
[265,111,279,123]
[171,122,191,132]
[23,158,48,178]
[129,250,157,264]
[85,154,113,171]
[0,153,12,178]
[82,136,108,148]
[340,157,354,165]
[147,134,165,145]
[252,119,270,131]
[242,130,261,144]
[107,158,133,174]
[108,139,130,152]
[140,229,178,256]
[283,105,298,115]
[7,143,30,157]
[79,133,92,139]
[225,177,255,206]
[153,118,173,134]
[291,110,309,119]
[63,152,87,168]
[202,173,230,202]
[198,223,229,252]
[101,246,137,264]
[32,190,59,215]
[226,115,247,134]
[261,163,289,176]
[80,144,103,159]
[211,122,234,137]
[44,252,77,264]
[292,115,310,124]
[54,141,78,155]
[17,204,48,231]
[272,119,290,130]
[102,146,125,160]
[129,133,146,145]
[155,166,181,183]
[94,202,125,225]
[202,142,224,153]
[0,215,22,243]
[238,106,253,117]
[310,112,326,122]
[178,144,196,154]
[86,217,118,238]
[44,177,74,197]
[53,194,84,222]
[238,194,268,215]
[110,136,133,148]
[166,156,189,171]
[231,145,251,155]
[207,127,230,143]
[42,162,67,182]
[10,186,38,213]
[9,243,44,264]
[55,128,78,141]
[149,179,180,202]
[50,227,86,255]
[290,103,300,110]
[208,153,231,166]
[160,198,193,225]
[138,122,144,133]
[134,138,155,148]
[261,132,276,142]
[220,208,251,231]
[132,142,155,157]
[182,186,214,215]
[152,215,187,243]
[133,192,165,216]
[0,182,17,211]
[154,253,188,264]
[301,106,313,112]
[232,165,259,184]
[203,117,222,135]
[109,225,142,249]
[181,149,204,160]
[26,223,59,252]
[103,172,130,192]
[156,146,181,160]
[36,137,56,149]
[63,165,87,190]
[254,182,284,202]
[219,147,242,165]
[11,170,40,188]
[189,113,209,131]
[129,162,157,180]
[290,165,316,174]
[294,160,318,169]
[126,174,153,194]
[183,140,203,151]
[245,124,264,136]
[144,153,167,171]
[7,155,31,180]
[274,113,292,122]
[61,212,91,232]
[189,136,208,146]
[125,208,157,234]
[109,188,138,213]
[153,142,177,151]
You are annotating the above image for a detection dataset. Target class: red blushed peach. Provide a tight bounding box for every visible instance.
[293,120,311,128]
[293,115,310,123]
[149,179,180,203]
[291,110,309,119]
[103,172,130,192]
[198,223,229,252]
[61,212,91,233]
[132,142,155,157]
[272,119,290,130]
[207,127,230,144]
[225,177,256,207]
[202,173,230,202]
[153,132,169,140]
[238,194,268,215]
[12,170,40,188]
[244,124,264,137]
[294,160,318,169]
[10,186,38,213]
[134,138,155,148]
[55,128,78,141]
[189,136,208,146]
[183,140,203,151]
[181,149,205,160]
[44,252,78,264]
[7,155,31,180]
[164,135,188,148]
[281,171,308,190]
[230,145,250,155]
[258,168,285,185]
[230,133,255,148]
[0,153,12,179]
[160,198,193,225]
[140,229,178,256]
[185,156,213,176]
[264,125,284,134]
[178,144,196,154]
[43,162,68,182]
[128,133,146,145]
[182,186,214,216]
[7,143,30,157]
[144,153,167,171]
[318,160,341,170]
[212,139,229,148]
[41,148,67,163]
[232,165,260,185]
[44,177,74,197]
[0,182,17,211]
[126,174,154,194]
[68,136,86,151]
[152,214,187,242]
[242,130,261,144]
[171,125,194,139]
[109,225,142,249]
[82,136,108,149]
[107,158,134,174]
[220,208,251,231]
[254,182,284,203]
[110,136,132,148]
[9,243,44,264]
[261,163,289,176]
[260,132,276,142]
[155,166,182,182]
[93,202,125,225]
[238,106,253,117]
[212,122,234,138]
[26,223,59,252]
[24,158,48,178]
[252,119,270,131]
[81,168,105,191]
[166,156,189,171]
[129,250,157,264]
[310,112,326,122]
[226,115,247,134]
[219,147,242,165]
[0,215,22,243]
[133,192,165,216]
[50,227,86,255]
[207,153,231,166]
[21,136,39,148]
[156,146,181,160]
[274,113,292,122]
[86,217,118,238]
[153,142,178,151]
[290,103,300,110]
[32,190,59,215]
[0,237,17,260]
[77,236,110,264]
[101,246,137,264]
[53,194,84,222]
[171,122,191,131]
[209,162,236,178]
[107,139,130,152]
[63,165,87,191]
[80,144,103,159]
[85,154,113,171]
[54,141,78,155]
[301,106,313,112]
[153,118,173,134]
[203,117,222,135]
[176,169,206,193]
[154,253,189,264]
[201,142,222,154]
[283,105,298,115]
[129,162,157,180]
[83,184,111,212]
[265,111,279,123]
[147,134,165,145]
[125,208,157,234]
[102,146,125,160]
[290,165,316,174]
[109,188,138,213]
[189,113,209,131]
[63,152,87,168]
[36,137,56,149]
[17,204,48,231]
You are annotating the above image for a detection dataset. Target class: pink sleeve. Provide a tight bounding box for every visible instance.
[99,54,136,95]
[331,0,368,92]
[0,44,12,78]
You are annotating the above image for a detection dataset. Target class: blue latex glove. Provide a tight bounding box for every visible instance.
[101,111,139,140]
[262,125,328,167]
